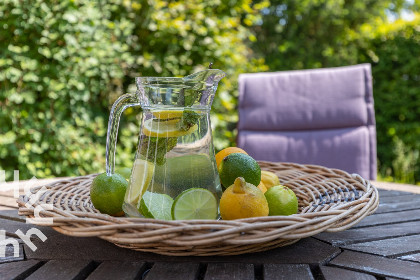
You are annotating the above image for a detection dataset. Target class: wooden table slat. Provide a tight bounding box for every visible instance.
[315,220,420,246]
[0,244,24,264]
[375,198,420,214]
[376,189,416,197]
[86,261,146,280]
[398,253,420,263]
[0,205,16,211]
[379,194,420,204]
[0,260,43,280]
[0,196,19,209]
[353,208,420,228]
[145,262,200,280]
[342,234,420,257]
[329,250,420,279]
[204,263,254,280]
[0,210,26,222]
[25,260,96,280]
[0,217,49,240]
[263,264,314,280]
[25,234,339,266]
[320,266,376,280]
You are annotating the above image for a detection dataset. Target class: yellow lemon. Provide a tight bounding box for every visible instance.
[220,177,269,220]
[126,159,155,205]
[152,110,184,119]
[257,181,267,193]
[261,170,281,189]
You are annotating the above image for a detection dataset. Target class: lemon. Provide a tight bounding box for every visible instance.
[142,118,198,138]
[215,147,248,168]
[126,159,155,205]
[90,173,128,216]
[171,188,218,220]
[257,181,268,193]
[264,185,298,216]
[218,153,261,188]
[155,118,182,125]
[220,177,268,220]
[152,110,184,119]
[261,170,281,189]
[139,191,173,220]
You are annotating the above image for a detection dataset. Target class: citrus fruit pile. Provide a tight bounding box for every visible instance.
[216,147,298,220]
[90,108,298,222]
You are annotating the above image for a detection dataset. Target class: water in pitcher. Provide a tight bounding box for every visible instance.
[104,69,226,219]
[123,106,222,217]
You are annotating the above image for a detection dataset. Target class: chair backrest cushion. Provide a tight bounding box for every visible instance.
[237,64,376,179]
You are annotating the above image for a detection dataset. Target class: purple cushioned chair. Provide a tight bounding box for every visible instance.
[237,64,377,180]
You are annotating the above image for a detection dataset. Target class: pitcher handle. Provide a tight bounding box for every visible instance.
[105,93,140,175]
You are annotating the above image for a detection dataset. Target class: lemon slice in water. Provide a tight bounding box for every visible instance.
[143,118,198,138]
[126,159,155,205]
[152,110,184,119]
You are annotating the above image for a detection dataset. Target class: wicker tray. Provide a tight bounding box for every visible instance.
[17,161,379,256]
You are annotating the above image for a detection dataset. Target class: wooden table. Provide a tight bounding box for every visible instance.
[0,179,420,280]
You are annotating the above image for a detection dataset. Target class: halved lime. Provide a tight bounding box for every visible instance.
[171,188,218,220]
[126,159,155,205]
[139,191,173,220]
[143,118,197,138]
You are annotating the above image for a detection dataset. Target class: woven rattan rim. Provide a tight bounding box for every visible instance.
[17,161,379,256]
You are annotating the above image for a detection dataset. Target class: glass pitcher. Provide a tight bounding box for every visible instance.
[105,69,226,219]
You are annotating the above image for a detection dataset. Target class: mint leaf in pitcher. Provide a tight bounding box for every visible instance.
[179,110,200,131]
[139,136,178,165]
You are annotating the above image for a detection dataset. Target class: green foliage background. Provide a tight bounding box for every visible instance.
[0,0,419,183]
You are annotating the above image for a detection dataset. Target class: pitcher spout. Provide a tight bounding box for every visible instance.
[135,68,226,109]
[183,69,226,86]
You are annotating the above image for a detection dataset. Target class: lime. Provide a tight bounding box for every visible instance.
[90,173,128,216]
[215,147,248,168]
[171,188,218,220]
[218,153,261,188]
[126,159,155,205]
[142,118,197,138]
[139,191,173,220]
[264,185,298,216]
[115,167,131,181]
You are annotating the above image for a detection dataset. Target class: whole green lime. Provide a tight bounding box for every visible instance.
[90,172,128,216]
[115,167,132,181]
[218,153,261,187]
[264,185,298,216]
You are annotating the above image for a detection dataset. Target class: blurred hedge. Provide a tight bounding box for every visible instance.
[252,1,420,184]
[0,0,267,180]
[362,18,420,183]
